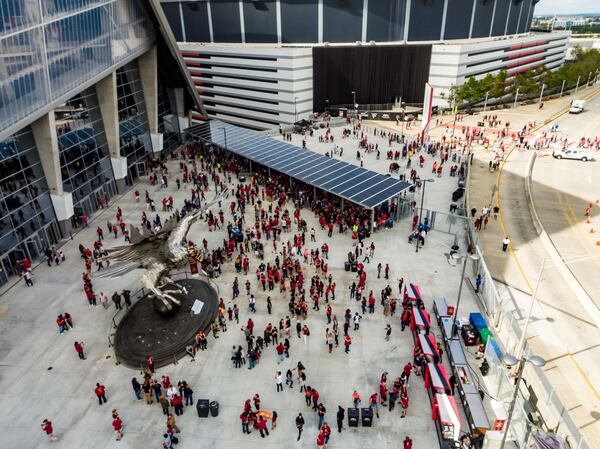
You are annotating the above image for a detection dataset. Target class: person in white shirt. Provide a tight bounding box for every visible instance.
[275,371,283,392]
[502,236,510,252]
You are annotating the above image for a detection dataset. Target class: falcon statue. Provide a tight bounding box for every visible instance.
[101,188,228,310]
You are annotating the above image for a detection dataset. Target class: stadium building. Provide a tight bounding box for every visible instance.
[159,0,570,129]
[0,0,203,283]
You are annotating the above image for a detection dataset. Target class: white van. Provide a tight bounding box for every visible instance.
[569,100,586,114]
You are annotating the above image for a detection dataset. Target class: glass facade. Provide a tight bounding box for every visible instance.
[0,0,155,136]
[117,61,151,182]
[0,127,60,284]
[158,69,181,153]
[56,87,116,224]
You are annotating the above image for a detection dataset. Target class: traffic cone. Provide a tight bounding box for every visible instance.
[586,217,592,224]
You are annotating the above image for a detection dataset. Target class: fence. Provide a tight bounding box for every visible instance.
[461,201,591,447]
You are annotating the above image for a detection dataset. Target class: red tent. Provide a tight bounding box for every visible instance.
[424,362,450,394]
[417,333,438,359]
[432,393,461,441]
[410,306,431,334]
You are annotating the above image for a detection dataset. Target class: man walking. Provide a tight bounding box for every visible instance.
[502,236,510,252]
[295,413,305,441]
[336,406,344,432]
[41,419,59,442]
[275,371,284,392]
[385,324,392,341]
[112,291,122,310]
[95,383,107,405]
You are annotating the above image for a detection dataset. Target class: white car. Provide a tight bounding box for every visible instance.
[552,148,593,161]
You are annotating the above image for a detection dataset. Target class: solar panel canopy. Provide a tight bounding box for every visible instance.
[186,120,411,209]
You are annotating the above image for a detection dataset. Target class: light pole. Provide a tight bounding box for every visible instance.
[219,127,228,149]
[499,354,546,449]
[294,97,298,122]
[587,71,593,87]
[451,252,480,336]
[575,75,581,93]
[513,87,519,109]
[352,91,356,111]
[559,79,565,97]
[415,179,434,253]
[538,83,545,105]
[483,91,490,112]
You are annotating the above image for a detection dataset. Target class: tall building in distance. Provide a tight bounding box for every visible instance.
[0,0,203,284]
[160,0,569,127]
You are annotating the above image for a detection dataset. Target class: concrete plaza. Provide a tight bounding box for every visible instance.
[0,122,485,449]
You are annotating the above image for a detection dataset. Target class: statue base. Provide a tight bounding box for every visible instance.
[114,278,218,369]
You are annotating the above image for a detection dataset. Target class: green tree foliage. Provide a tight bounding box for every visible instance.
[451,49,600,104]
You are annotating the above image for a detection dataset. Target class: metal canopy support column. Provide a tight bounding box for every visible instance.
[341,199,344,212]
[370,208,375,231]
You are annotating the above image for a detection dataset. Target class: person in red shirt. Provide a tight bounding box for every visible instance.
[74,341,85,360]
[379,382,388,406]
[404,436,413,449]
[369,392,380,418]
[256,416,269,438]
[321,422,331,443]
[344,335,352,354]
[400,393,409,418]
[316,430,326,449]
[41,419,59,442]
[311,389,320,410]
[95,383,107,405]
[112,416,123,440]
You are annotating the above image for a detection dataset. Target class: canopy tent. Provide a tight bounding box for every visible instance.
[417,333,438,359]
[432,393,461,441]
[404,283,422,303]
[410,306,431,334]
[185,120,412,210]
[424,362,451,394]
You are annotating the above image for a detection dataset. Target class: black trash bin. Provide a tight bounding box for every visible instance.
[361,407,373,427]
[348,408,359,427]
[351,262,358,273]
[344,261,351,272]
[197,399,210,418]
[209,401,219,417]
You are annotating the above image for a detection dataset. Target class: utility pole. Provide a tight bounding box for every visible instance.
[513,87,519,109]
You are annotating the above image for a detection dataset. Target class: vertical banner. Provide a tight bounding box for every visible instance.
[421,83,434,145]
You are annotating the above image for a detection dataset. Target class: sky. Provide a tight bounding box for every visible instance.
[535,0,600,15]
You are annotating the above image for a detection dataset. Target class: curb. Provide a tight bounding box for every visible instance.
[525,151,600,329]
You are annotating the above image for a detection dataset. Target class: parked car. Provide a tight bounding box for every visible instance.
[552,148,593,161]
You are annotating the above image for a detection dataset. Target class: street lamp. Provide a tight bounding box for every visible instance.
[483,91,490,113]
[451,252,480,336]
[499,354,546,449]
[513,87,520,109]
[294,97,298,122]
[415,178,434,253]
[219,127,228,149]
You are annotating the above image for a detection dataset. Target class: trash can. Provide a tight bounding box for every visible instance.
[344,261,351,272]
[209,401,219,417]
[197,399,210,418]
[361,407,373,427]
[348,408,359,427]
[351,262,358,273]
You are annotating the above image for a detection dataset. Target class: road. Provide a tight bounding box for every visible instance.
[466,86,600,447]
